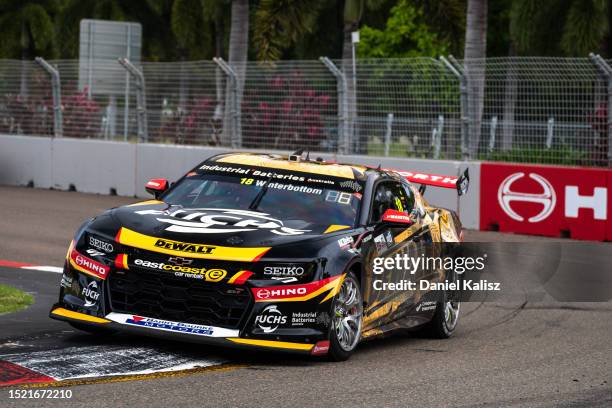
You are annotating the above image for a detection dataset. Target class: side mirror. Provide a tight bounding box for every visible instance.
[381,209,413,226]
[145,178,168,198]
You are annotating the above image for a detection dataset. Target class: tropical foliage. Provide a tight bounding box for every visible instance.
[0,0,610,61]
[357,0,449,58]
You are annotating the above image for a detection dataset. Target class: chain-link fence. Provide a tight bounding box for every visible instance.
[0,56,610,167]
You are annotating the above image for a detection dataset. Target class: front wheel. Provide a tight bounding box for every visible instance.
[328,272,363,361]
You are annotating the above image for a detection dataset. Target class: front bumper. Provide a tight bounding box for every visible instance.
[51,257,343,355]
[50,306,320,354]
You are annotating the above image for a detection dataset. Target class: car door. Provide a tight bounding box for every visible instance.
[361,180,426,330]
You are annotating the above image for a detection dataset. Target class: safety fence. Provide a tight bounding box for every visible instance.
[0,56,610,167]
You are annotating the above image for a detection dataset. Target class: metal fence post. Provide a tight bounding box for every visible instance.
[433,115,444,159]
[118,58,148,142]
[589,53,612,167]
[320,57,349,155]
[488,116,497,154]
[384,113,393,157]
[213,57,241,148]
[440,56,469,160]
[34,57,63,138]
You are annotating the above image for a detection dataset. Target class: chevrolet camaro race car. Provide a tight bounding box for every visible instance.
[50,152,469,361]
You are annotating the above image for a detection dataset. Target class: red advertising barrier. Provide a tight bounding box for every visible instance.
[480,162,612,241]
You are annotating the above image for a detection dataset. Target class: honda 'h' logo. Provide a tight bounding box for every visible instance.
[497,172,556,223]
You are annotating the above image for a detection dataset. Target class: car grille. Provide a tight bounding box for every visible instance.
[108,267,252,329]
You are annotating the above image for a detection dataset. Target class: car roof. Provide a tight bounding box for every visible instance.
[208,152,387,181]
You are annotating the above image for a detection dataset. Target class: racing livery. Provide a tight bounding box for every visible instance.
[50,152,468,360]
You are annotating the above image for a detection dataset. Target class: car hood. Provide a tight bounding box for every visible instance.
[90,202,351,248]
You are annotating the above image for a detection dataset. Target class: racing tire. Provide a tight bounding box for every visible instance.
[69,322,117,336]
[422,289,460,339]
[327,271,363,361]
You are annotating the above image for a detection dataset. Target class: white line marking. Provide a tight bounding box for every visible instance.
[21,266,63,273]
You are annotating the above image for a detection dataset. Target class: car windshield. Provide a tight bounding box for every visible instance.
[162,169,364,227]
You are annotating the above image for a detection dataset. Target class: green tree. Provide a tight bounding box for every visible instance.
[0,0,58,60]
[253,0,326,61]
[412,0,466,56]
[0,0,59,96]
[464,0,487,159]
[358,0,449,58]
[221,0,249,145]
[510,0,609,56]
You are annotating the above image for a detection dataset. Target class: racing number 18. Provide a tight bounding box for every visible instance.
[326,191,351,205]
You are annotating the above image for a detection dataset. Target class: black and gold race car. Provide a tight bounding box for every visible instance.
[50,152,469,361]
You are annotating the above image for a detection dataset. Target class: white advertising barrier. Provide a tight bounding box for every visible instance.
[0,135,480,228]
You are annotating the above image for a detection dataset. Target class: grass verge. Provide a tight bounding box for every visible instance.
[0,284,34,314]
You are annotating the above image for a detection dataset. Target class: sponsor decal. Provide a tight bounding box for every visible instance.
[133,259,227,282]
[391,170,458,187]
[86,248,105,257]
[263,265,305,277]
[254,305,287,333]
[126,316,213,336]
[339,180,362,192]
[311,340,330,356]
[480,163,611,240]
[291,312,317,326]
[115,228,271,262]
[88,235,114,253]
[106,313,240,337]
[252,275,344,302]
[316,312,331,327]
[134,208,310,236]
[498,172,556,223]
[373,234,388,252]
[256,289,271,299]
[60,274,73,289]
[69,249,110,279]
[337,236,354,249]
[385,230,393,244]
[81,280,100,308]
[216,154,356,179]
[415,301,437,312]
[270,276,298,284]
[382,209,413,224]
[362,234,372,243]
[252,180,322,195]
[154,239,216,254]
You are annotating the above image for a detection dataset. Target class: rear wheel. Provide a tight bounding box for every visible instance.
[328,272,363,361]
[425,294,460,338]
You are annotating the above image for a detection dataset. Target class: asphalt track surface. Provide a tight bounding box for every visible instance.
[0,185,611,407]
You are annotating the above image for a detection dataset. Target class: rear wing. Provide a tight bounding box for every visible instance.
[391,168,469,196]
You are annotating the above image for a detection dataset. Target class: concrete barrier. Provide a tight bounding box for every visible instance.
[52,139,137,196]
[0,135,481,228]
[0,135,52,188]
